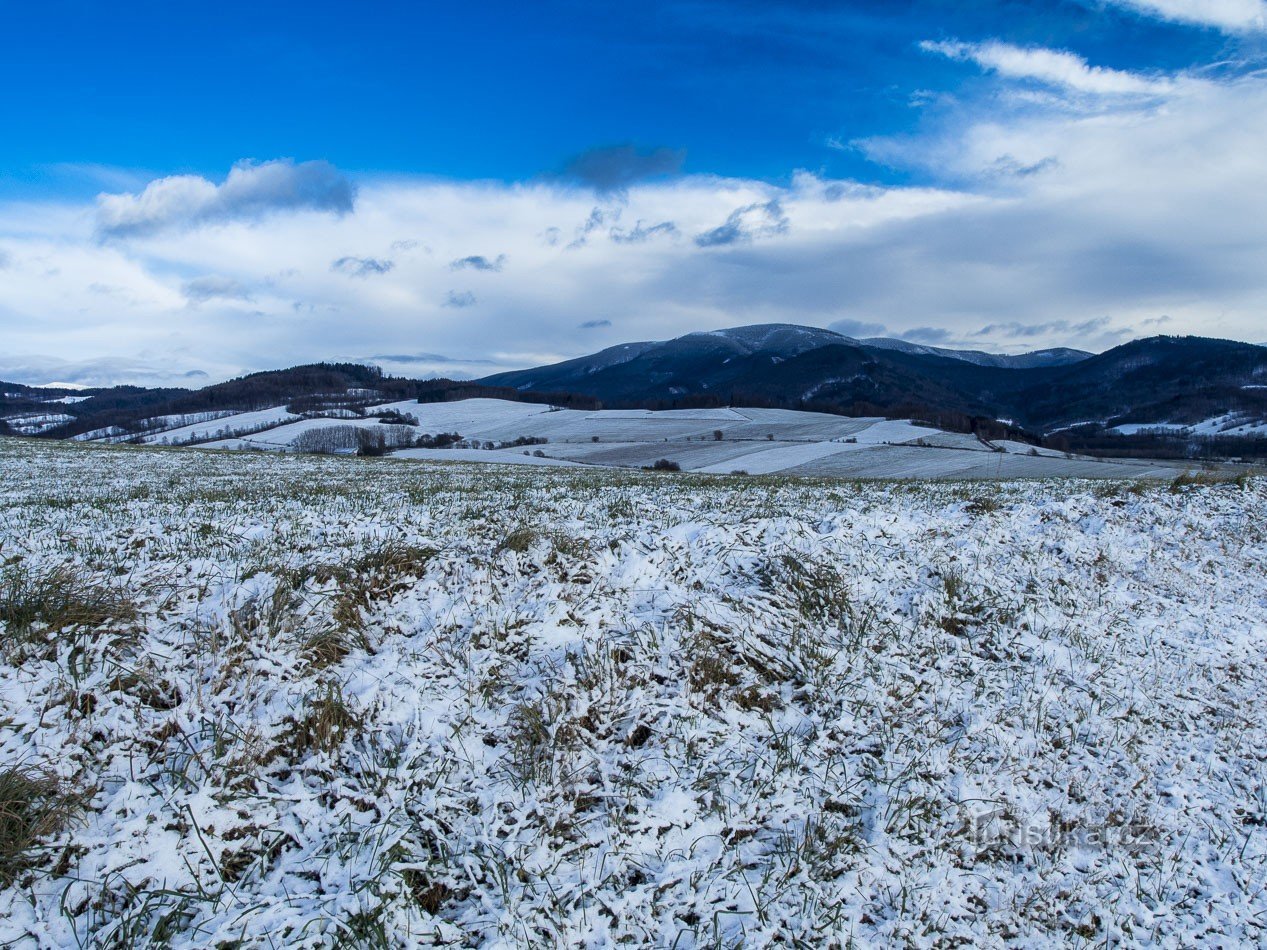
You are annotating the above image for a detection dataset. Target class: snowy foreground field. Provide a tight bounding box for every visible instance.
[1,438,1265,947]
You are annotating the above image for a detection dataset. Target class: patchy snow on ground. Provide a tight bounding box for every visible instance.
[1,438,1264,947]
[845,419,942,444]
[209,415,397,449]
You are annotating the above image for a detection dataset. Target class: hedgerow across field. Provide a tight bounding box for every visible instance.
[0,438,1264,947]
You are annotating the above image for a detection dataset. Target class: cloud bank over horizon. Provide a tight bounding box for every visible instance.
[3,5,1267,387]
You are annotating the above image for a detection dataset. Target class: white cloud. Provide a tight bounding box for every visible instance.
[922,40,1175,96]
[96,159,355,237]
[1103,0,1267,32]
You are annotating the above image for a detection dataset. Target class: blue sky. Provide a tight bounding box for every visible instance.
[0,0,1236,189]
[2,0,1266,385]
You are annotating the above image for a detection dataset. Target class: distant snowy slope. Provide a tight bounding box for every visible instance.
[149,397,1192,478]
[860,338,1092,368]
[367,397,554,432]
[136,406,300,444]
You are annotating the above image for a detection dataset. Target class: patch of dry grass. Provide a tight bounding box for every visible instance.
[0,766,79,886]
[0,562,135,648]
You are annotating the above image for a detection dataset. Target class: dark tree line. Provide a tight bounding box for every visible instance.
[27,363,602,442]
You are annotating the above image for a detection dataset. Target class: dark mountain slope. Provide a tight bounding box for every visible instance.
[480,328,1267,434]
[1007,336,1267,430]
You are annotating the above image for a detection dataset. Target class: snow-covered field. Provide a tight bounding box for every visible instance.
[2,438,1265,947]
[138,407,300,445]
[89,396,1195,479]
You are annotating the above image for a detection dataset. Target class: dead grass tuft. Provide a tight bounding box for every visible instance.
[0,766,80,886]
[283,683,363,758]
[301,625,371,669]
[497,526,540,554]
[1170,469,1257,492]
[0,562,136,649]
[330,542,437,630]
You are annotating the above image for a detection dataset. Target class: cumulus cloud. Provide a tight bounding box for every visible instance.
[182,275,252,303]
[450,254,506,271]
[445,290,477,308]
[332,256,394,278]
[579,319,612,329]
[96,159,355,238]
[695,200,789,247]
[923,40,1175,96]
[560,145,685,192]
[1103,0,1267,32]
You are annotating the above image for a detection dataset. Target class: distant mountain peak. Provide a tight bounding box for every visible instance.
[695,323,854,354]
[859,337,1092,369]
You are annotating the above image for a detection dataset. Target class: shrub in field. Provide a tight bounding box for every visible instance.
[356,430,387,456]
[645,458,680,472]
[292,425,363,454]
[374,410,419,426]
[414,431,462,449]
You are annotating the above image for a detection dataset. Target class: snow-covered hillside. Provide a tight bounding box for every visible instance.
[1,438,1264,946]
[90,397,1194,478]
[2,412,75,435]
[1111,413,1267,439]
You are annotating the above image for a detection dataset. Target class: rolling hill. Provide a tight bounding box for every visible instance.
[5,325,1267,460]
[480,325,1267,439]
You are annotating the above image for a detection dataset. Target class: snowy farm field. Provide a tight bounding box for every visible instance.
[84,396,1196,480]
[1,437,1265,947]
